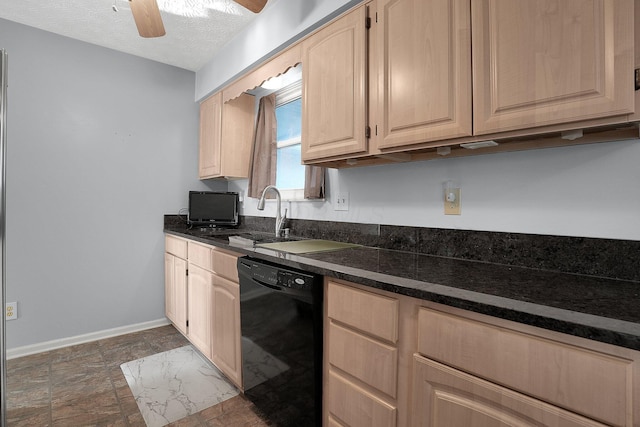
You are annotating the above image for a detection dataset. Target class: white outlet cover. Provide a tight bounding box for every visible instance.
[335,192,349,211]
[5,302,17,320]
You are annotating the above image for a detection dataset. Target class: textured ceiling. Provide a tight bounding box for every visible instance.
[0,0,265,71]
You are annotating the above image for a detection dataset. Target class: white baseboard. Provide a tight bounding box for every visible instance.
[6,318,171,360]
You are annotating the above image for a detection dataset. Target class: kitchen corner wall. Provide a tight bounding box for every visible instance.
[0,19,225,350]
[197,0,640,242]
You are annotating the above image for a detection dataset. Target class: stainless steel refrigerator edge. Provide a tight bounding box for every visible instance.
[0,49,8,427]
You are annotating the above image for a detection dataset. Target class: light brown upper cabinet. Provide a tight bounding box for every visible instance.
[472,0,635,135]
[301,5,368,162]
[300,0,636,165]
[199,92,222,178]
[302,0,473,161]
[374,0,473,150]
[199,91,255,179]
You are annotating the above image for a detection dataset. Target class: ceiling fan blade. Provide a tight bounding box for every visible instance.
[234,0,268,13]
[129,0,166,38]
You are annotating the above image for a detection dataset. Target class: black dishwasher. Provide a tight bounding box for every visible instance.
[237,256,323,426]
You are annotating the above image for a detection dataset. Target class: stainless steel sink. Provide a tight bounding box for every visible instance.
[255,239,360,254]
[227,232,299,247]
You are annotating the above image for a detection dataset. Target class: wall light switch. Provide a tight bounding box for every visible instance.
[335,192,349,211]
[444,188,461,215]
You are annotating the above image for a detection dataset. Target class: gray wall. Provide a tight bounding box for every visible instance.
[1,19,225,350]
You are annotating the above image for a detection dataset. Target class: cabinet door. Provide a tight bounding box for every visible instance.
[412,355,608,427]
[219,93,255,179]
[187,264,213,358]
[472,0,634,135]
[302,6,367,162]
[164,253,176,323]
[211,275,242,388]
[199,92,222,179]
[165,254,188,335]
[375,0,472,150]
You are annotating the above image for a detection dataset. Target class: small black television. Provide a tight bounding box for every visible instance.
[188,191,239,227]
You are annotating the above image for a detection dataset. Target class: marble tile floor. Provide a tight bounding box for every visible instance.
[121,345,240,426]
[6,325,270,426]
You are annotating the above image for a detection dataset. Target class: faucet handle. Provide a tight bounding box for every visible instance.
[275,208,288,237]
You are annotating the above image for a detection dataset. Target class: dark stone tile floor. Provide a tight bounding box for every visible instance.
[6,325,270,426]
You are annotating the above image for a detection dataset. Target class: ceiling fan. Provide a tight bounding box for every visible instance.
[129,0,268,38]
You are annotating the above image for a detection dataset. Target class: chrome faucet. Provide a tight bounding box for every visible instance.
[257,185,287,237]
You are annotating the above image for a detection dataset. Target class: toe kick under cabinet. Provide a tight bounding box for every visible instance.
[164,235,243,389]
[324,279,640,427]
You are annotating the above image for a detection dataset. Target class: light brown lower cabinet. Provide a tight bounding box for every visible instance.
[324,279,400,427]
[166,241,640,425]
[324,279,640,427]
[412,355,608,427]
[187,263,213,359]
[412,306,640,427]
[327,370,397,427]
[164,254,187,335]
[164,235,243,389]
[211,273,242,388]
[164,236,188,335]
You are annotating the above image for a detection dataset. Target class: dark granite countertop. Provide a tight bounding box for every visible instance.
[164,227,640,352]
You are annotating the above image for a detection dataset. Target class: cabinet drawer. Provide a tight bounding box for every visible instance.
[327,281,398,343]
[412,354,608,427]
[417,308,633,426]
[328,321,398,398]
[165,235,187,259]
[188,242,213,270]
[212,248,240,282]
[327,370,396,427]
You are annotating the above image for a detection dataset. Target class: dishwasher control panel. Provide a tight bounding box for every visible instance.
[237,257,319,291]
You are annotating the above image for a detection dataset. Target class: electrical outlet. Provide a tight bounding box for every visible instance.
[5,302,17,320]
[444,188,461,215]
[335,192,349,211]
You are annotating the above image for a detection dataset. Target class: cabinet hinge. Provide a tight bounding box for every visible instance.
[186,269,189,276]
[375,125,378,136]
[635,68,640,91]
[366,16,371,29]
[186,320,189,327]
[365,126,371,138]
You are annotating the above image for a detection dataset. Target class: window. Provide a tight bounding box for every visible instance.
[274,80,304,199]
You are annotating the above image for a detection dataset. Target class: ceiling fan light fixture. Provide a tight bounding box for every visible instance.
[125,0,266,38]
[159,0,208,18]
[160,0,250,18]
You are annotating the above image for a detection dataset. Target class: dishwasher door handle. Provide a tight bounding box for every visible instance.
[248,277,284,292]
